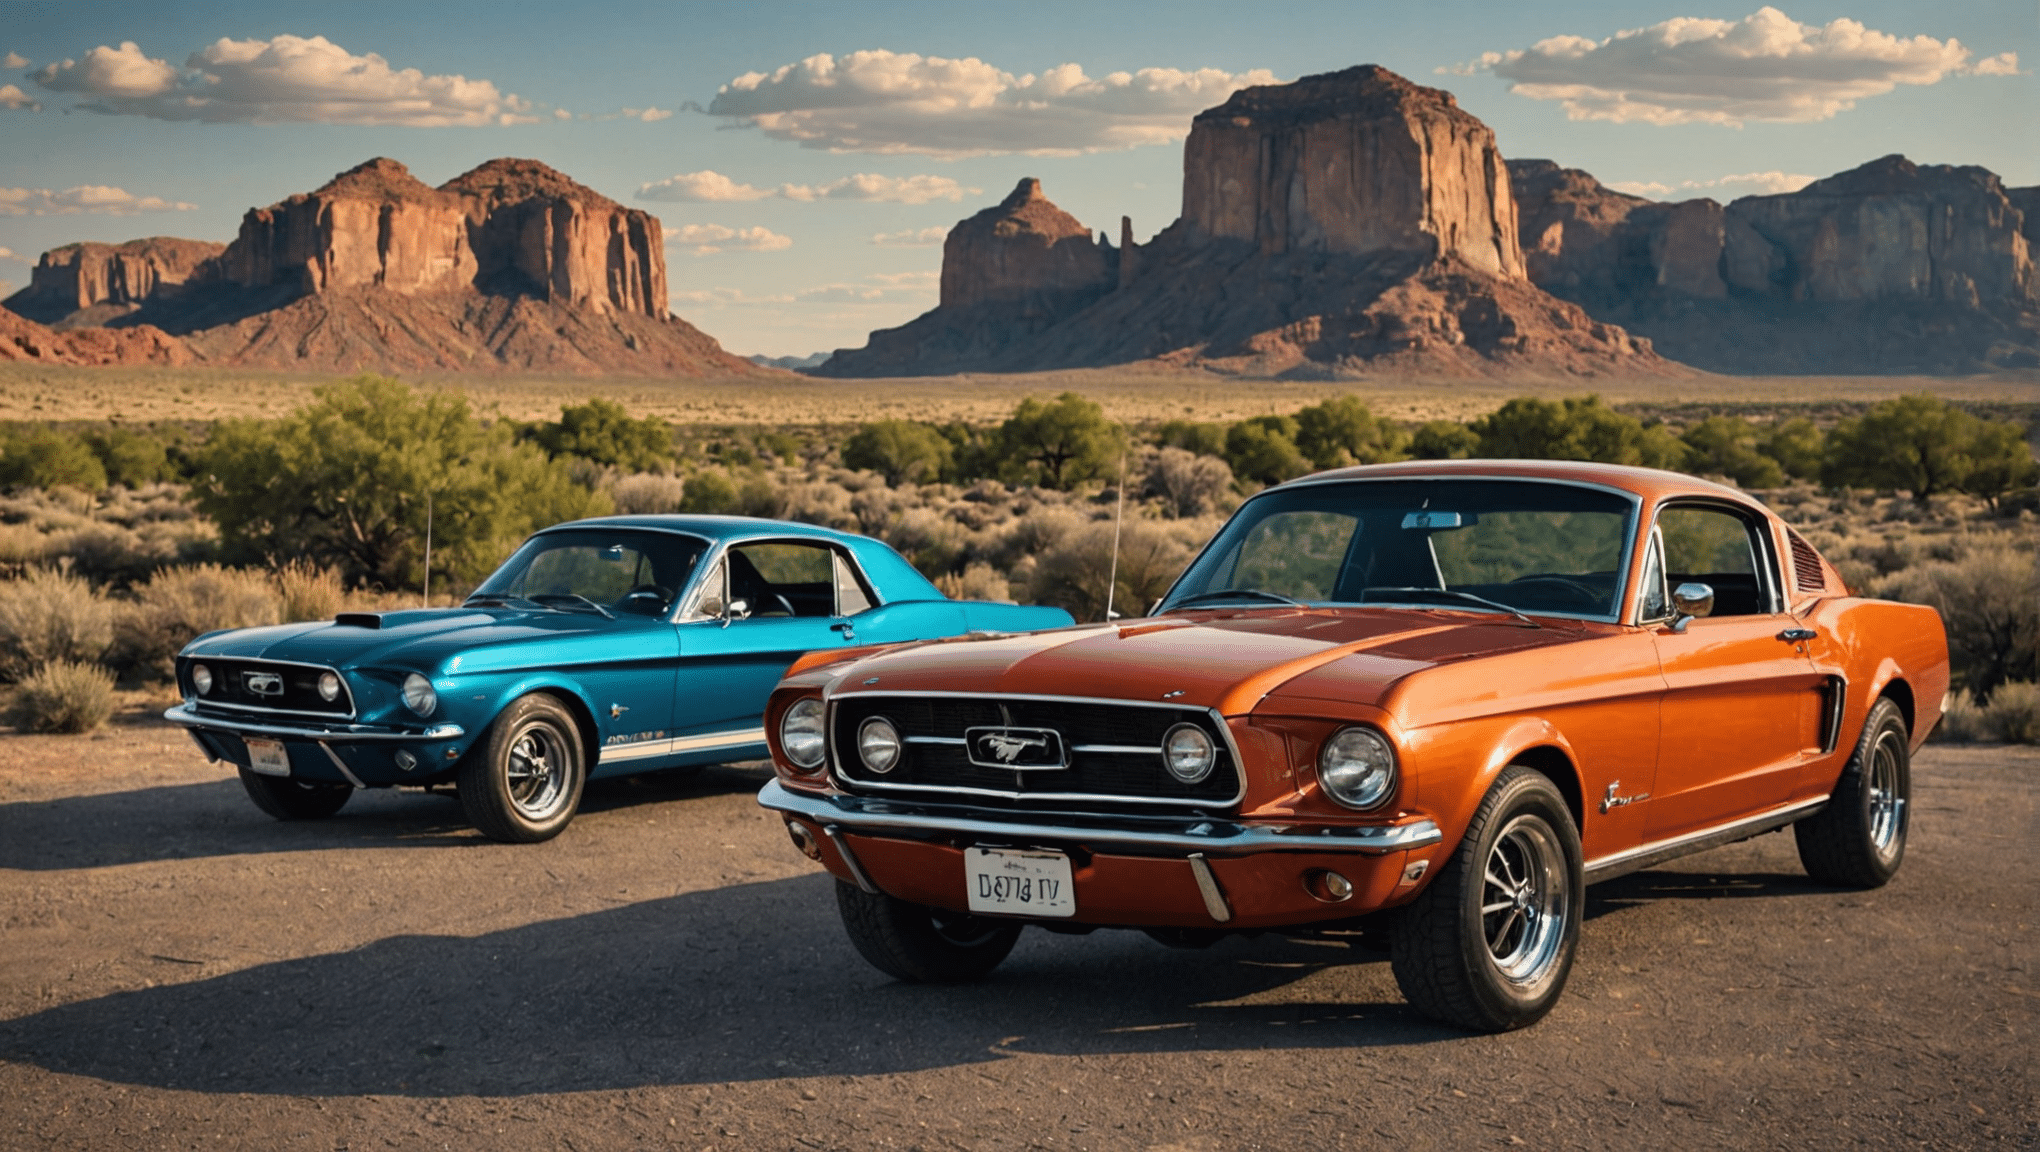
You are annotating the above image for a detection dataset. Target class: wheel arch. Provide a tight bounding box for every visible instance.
[480,677,602,769]
[1874,676,1915,738]
[1508,744,1585,835]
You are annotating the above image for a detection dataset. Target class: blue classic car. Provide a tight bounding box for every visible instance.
[166,516,1073,841]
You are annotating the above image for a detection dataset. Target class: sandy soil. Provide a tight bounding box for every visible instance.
[0,716,2034,1150]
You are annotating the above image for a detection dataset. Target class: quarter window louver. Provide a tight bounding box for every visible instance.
[1788,530,1826,593]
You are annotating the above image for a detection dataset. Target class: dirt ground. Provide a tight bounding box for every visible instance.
[0,714,2033,1151]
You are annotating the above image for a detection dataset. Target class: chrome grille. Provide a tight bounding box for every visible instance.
[181,658,354,719]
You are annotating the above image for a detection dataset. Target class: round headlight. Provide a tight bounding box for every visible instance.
[779,697,827,770]
[191,664,212,695]
[1161,722,1216,784]
[401,673,437,717]
[1318,726,1397,810]
[857,716,901,774]
[317,671,343,703]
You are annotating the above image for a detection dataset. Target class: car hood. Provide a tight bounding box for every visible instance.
[180,606,663,672]
[830,607,1595,715]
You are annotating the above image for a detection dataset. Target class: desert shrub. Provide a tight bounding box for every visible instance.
[1144,447,1236,518]
[1027,517,1202,622]
[1934,689,1986,743]
[1410,420,1479,460]
[842,420,952,486]
[1980,681,2040,744]
[0,568,115,679]
[522,398,675,472]
[115,564,281,678]
[681,469,740,514]
[83,427,180,488]
[1960,420,2040,511]
[611,472,687,515]
[275,560,345,622]
[934,563,1014,603]
[192,376,610,591]
[885,507,970,577]
[1293,396,1409,468]
[1756,418,1825,481]
[994,393,1125,490]
[1680,416,1785,488]
[1156,420,1227,458]
[1872,542,2038,696]
[1472,395,1688,469]
[0,427,108,492]
[1225,417,1313,486]
[1823,394,2034,500]
[7,659,116,734]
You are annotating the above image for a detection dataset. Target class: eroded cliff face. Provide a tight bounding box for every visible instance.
[6,238,226,326]
[224,159,478,296]
[822,66,1661,379]
[443,158,667,318]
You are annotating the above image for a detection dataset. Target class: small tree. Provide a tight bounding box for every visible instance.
[1758,417,1825,481]
[83,427,179,488]
[1410,420,1479,460]
[995,393,1124,490]
[1680,416,1785,488]
[1959,419,2038,512]
[1823,394,1979,498]
[0,428,108,491]
[842,420,953,486]
[1224,416,1313,487]
[522,398,675,472]
[1155,420,1228,458]
[1472,395,1688,469]
[1293,396,1409,469]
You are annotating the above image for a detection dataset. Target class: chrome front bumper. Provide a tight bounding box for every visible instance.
[758,778,1443,856]
[163,703,465,743]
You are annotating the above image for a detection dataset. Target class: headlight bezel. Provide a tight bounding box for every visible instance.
[401,672,438,717]
[1161,722,1217,784]
[1316,725,1398,811]
[317,671,343,703]
[856,715,902,774]
[778,697,827,770]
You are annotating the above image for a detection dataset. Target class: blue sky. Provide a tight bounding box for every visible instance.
[1,0,2032,356]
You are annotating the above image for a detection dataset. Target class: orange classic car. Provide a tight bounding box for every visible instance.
[757,460,1950,1031]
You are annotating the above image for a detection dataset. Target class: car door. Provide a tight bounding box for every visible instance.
[1646,502,1826,841]
[671,540,859,751]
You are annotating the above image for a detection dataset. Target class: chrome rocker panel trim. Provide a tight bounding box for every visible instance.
[759,778,1443,857]
[1582,796,1828,884]
[164,703,465,743]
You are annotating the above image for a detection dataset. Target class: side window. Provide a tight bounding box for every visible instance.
[1657,505,1770,617]
[727,542,838,618]
[834,551,874,615]
[1637,531,1669,621]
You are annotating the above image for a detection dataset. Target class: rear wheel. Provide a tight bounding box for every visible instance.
[1795,697,1909,888]
[238,767,351,820]
[1391,766,1582,1032]
[835,880,1022,983]
[459,694,587,843]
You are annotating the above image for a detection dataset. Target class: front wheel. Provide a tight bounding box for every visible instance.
[238,766,352,820]
[1794,696,1909,888]
[1391,766,1582,1032]
[835,880,1022,983]
[458,694,587,843]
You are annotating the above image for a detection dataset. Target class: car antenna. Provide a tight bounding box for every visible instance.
[422,491,433,609]
[1104,445,1127,622]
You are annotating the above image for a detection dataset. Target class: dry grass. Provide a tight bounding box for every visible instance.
[6,659,116,734]
[4,362,2035,427]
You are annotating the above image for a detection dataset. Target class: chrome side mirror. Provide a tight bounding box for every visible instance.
[1670,582,1714,632]
[721,598,751,628]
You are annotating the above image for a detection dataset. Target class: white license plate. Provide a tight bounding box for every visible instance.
[965,847,1075,917]
[245,738,290,776]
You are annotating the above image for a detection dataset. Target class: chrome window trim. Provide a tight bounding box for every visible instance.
[822,689,1250,811]
[180,657,358,720]
[676,535,880,624]
[1156,475,1643,626]
[1647,497,1787,619]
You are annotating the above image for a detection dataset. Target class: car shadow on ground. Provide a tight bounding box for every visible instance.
[1586,865,1834,919]
[0,765,773,872]
[0,872,1459,1097]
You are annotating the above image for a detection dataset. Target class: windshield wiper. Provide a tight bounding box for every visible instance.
[1361,586,1540,629]
[464,594,547,611]
[528,593,615,619]
[1167,588,1307,611]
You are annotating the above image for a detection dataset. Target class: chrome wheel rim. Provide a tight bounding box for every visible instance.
[1866,729,1907,861]
[1480,815,1569,986]
[505,721,572,821]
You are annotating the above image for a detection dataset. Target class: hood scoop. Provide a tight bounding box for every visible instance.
[333,612,384,629]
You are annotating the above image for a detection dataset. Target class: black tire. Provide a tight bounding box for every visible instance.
[458,694,587,843]
[1391,766,1583,1032]
[1795,697,1909,888]
[835,880,1023,983]
[238,766,351,820]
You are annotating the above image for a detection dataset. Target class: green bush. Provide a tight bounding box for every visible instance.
[0,568,114,681]
[842,420,953,486]
[190,376,610,591]
[522,399,675,472]
[1471,396,1688,469]
[1680,416,1785,488]
[1292,396,1409,469]
[7,659,116,734]
[1823,394,2034,501]
[1224,417,1313,486]
[1759,418,1825,481]
[0,427,108,492]
[1410,420,1479,460]
[994,393,1125,490]
[83,427,180,487]
[1155,420,1228,458]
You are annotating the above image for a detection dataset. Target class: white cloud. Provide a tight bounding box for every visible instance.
[622,106,673,122]
[0,83,39,111]
[0,246,26,262]
[3,52,29,69]
[1609,170,1818,198]
[870,226,950,247]
[0,185,198,215]
[1451,7,2008,126]
[1970,52,2021,76]
[639,170,776,202]
[708,49,1279,156]
[638,169,974,204]
[33,36,534,126]
[662,223,793,254]
[553,108,572,121]
[673,287,796,305]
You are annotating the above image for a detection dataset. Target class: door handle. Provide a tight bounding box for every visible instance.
[830,621,856,642]
[1777,628,1817,642]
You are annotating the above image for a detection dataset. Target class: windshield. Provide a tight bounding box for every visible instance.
[470,529,709,618]
[1162,479,1636,620]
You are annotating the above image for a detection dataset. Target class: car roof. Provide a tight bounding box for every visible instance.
[537,515,866,545]
[1287,459,1760,508]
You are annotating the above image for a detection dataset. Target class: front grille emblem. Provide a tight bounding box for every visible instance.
[965,726,1067,770]
[243,671,284,697]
